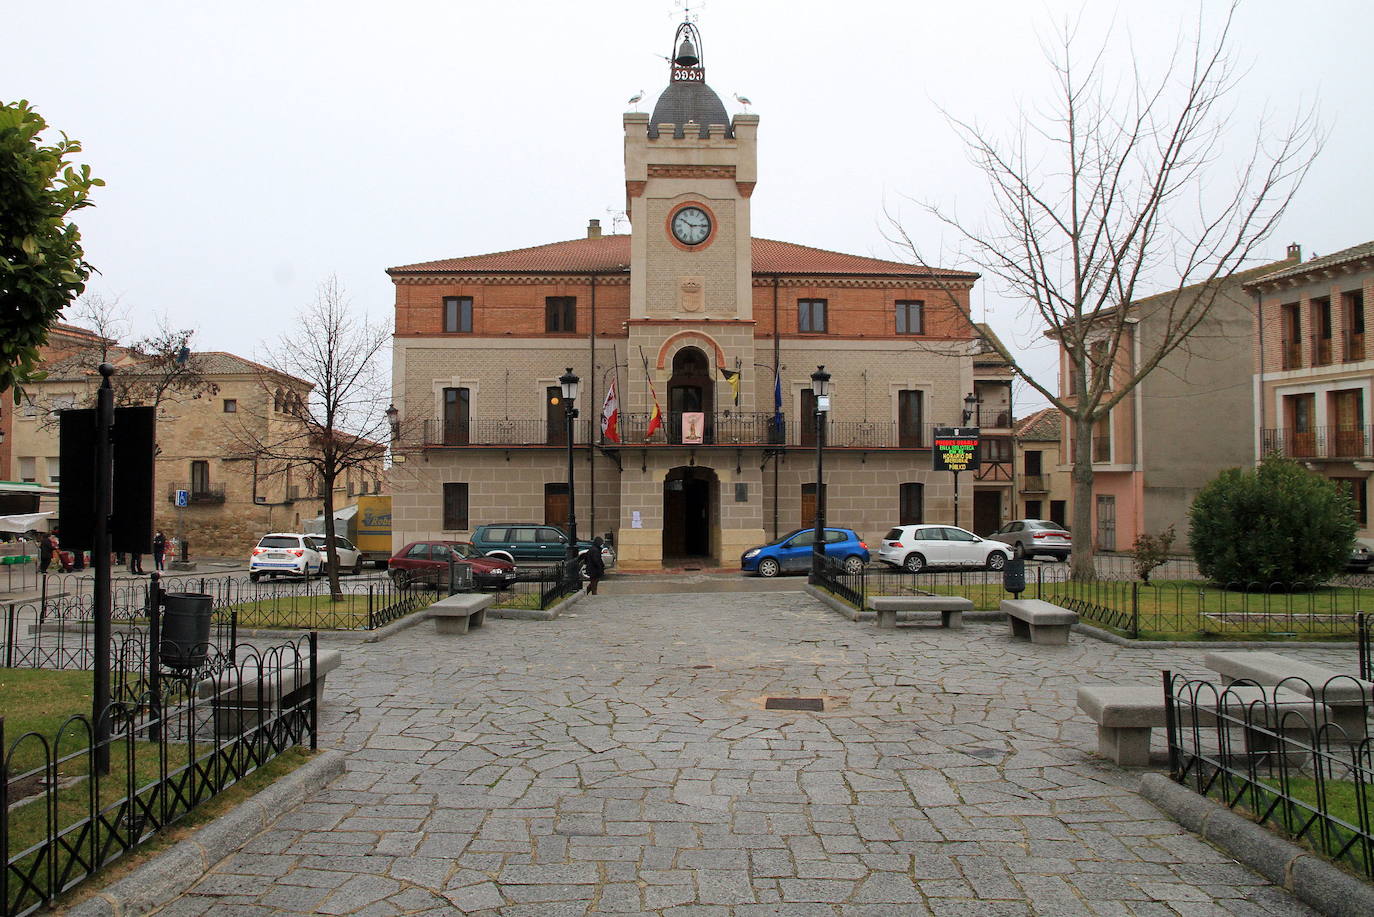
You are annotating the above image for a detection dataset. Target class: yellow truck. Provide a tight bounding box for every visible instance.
[353,495,392,567]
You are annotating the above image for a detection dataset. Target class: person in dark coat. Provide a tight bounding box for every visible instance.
[39,532,54,574]
[583,537,606,595]
[129,543,144,575]
[152,531,167,572]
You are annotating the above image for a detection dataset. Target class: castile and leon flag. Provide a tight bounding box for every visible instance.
[600,378,620,443]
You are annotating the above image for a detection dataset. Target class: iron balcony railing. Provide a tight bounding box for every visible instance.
[1262,425,1374,460]
[417,415,948,449]
[1020,474,1050,493]
[1281,339,1303,370]
[166,483,226,504]
[1346,332,1366,363]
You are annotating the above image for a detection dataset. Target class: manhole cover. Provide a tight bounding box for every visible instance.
[765,697,825,712]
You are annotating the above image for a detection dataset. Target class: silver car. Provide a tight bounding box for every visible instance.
[986,519,1071,561]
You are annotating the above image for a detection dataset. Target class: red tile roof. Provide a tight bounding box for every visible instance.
[389,235,977,279]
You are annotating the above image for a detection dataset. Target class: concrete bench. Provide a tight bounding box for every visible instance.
[868,595,973,630]
[1077,683,1326,766]
[429,593,495,635]
[1001,599,1077,645]
[198,647,342,735]
[1204,651,1374,741]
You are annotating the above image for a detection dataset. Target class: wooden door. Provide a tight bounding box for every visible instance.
[546,386,566,445]
[898,390,923,447]
[544,484,569,528]
[1333,390,1365,456]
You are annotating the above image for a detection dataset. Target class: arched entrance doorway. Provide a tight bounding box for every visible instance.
[663,465,718,562]
[668,347,714,444]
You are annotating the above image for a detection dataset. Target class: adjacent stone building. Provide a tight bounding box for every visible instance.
[387,22,992,568]
[1013,408,1070,526]
[5,325,384,556]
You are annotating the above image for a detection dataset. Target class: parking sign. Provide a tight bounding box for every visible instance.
[175,489,189,507]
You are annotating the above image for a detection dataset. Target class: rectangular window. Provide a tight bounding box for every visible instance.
[45,457,61,486]
[1095,494,1116,551]
[1344,290,1366,362]
[1025,500,1042,519]
[190,460,210,496]
[223,399,237,413]
[1281,302,1302,369]
[895,300,924,335]
[1312,297,1333,366]
[442,483,469,530]
[443,387,470,445]
[545,297,576,333]
[798,299,827,334]
[898,390,924,447]
[1092,414,1111,463]
[899,482,924,525]
[1024,450,1043,476]
[443,296,473,333]
[20,396,38,418]
[1334,478,1368,527]
[983,437,1012,463]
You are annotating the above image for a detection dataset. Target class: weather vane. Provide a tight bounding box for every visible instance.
[673,0,702,24]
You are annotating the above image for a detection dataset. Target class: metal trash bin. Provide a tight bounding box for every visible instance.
[1002,557,1026,596]
[447,560,473,594]
[160,592,214,670]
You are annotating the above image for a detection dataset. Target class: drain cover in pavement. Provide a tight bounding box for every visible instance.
[765,697,825,711]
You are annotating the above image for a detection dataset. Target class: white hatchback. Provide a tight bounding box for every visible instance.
[249,533,324,581]
[877,524,1013,574]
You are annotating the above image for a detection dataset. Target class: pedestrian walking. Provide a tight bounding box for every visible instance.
[39,532,54,574]
[584,537,606,595]
[152,531,167,572]
[129,546,144,575]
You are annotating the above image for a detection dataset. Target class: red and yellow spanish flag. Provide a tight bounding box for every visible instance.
[645,380,664,440]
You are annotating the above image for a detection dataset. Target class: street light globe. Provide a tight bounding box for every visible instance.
[810,365,831,399]
[560,368,580,402]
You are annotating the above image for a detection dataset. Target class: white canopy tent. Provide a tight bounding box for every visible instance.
[0,512,54,534]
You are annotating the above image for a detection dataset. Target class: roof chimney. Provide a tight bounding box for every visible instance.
[1286,242,1301,261]
[587,219,602,239]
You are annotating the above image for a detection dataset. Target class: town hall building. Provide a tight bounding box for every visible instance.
[386,22,1009,569]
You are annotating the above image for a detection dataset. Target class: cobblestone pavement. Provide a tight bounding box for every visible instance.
[160,590,1347,916]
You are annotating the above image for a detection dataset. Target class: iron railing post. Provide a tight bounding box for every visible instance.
[1131,582,1140,640]
[309,631,319,750]
[4,603,14,668]
[1162,670,1179,779]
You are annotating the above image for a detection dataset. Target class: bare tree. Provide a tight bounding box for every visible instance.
[72,292,130,363]
[228,277,390,599]
[888,3,1321,579]
[117,314,220,409]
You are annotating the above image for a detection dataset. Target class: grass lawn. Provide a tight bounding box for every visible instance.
[1227,776,1374,876]
[221,591,412,629]
[861,577,1374,640]
[2,668,313,911]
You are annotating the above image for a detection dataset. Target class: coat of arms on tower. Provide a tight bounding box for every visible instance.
[679,276,703,312]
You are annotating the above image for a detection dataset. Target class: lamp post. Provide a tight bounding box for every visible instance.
[809,365,831,583]
[385,403,399,441]
[560,368,580,563]
[962,392,978,425]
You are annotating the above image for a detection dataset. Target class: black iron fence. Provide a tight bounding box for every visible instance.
[484,562,582,612]
[1360,613,1372,682]
[812,554,864,609]
[1165,671,1374,881]
[3,634,319,916]
[811,562,1373,640]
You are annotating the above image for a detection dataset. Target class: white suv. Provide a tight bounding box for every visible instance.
[250,533,324,581]
[877,524,1012,574]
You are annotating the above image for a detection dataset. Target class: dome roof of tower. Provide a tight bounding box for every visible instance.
[648,81,733,138]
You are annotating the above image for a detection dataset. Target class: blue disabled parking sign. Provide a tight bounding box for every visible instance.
[175,489,189,507]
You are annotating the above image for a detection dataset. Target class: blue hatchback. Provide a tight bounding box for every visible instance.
[741,527,870,577]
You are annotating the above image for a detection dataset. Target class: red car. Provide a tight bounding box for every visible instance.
[388,541,517,590]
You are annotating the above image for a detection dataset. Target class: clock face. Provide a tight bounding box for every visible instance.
[671,206,712,245]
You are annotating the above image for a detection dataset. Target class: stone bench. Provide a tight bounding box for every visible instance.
[429,593,495,635]
[868,595,973,630]
[1077,683,1326,766]
[1204,651,1374,741]
[198,647,342,735]
[1001,598,1078,645]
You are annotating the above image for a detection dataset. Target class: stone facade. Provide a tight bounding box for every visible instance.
[7,335,384,558]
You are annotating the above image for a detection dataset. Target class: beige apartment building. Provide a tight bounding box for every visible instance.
[6,324,383,556]
[1013,408,1070,526]
[1249,240,1374,537]
[386,22,997,568]
[1056,248,1300,550]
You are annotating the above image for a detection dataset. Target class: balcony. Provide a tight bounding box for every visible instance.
[1092,435,1111,463]
[1281,340,1303,370]
[1312,337,1333,367]
[1262,426,1374,460]
[166,484,225,505]
[1347,333,1366,363]
[1020,474,1050,493]
[417,415,948,449]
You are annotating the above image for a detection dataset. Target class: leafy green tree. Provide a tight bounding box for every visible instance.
[1189,455,1355,585]
[0,100,102,395]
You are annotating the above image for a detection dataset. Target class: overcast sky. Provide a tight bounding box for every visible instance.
[6,0,1369,413]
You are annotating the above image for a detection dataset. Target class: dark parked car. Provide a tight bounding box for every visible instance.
[1348,541,1374,573]
[469,524,616,568]
[741,527,870,577]
[388,541,516,590]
